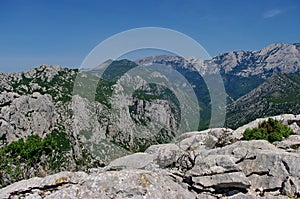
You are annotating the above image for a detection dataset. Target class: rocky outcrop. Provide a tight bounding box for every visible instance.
[0,170,196,199]
[2,114,300,198]
[229,114,300,141]
[0,63,181,188]
[0,92,55,144]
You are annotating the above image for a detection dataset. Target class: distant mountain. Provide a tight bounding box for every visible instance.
[137,43,300,100]
[226,73,300,129]
[137,43,300,129]
[209,42,300,100]
[210,43,300,77]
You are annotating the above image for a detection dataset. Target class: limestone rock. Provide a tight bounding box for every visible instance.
[0,171,88,199]
[1,170,195,199]
[192,172,250,189]
[175,128,233,151]
[275,135,300,150]
[107,153,156,170]
[187,155,240,177]
[145,143,181,168]
[0,92,55,144]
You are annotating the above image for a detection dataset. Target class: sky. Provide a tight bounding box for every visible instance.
[0,0,300,72]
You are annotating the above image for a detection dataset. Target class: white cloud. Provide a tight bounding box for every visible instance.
[263,9,282,18]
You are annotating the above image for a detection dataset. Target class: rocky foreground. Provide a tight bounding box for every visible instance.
[1,114,300,199]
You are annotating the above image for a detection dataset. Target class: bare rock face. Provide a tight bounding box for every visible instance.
[107,152,156,170]
[0,92,55,144]
[275,135,300,151]
[0,170,196,199]
[2,115,300,198]
[145,143,181,168]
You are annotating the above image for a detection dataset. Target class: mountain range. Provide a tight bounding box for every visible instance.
[136,42,300,128]
[0,42,299,188]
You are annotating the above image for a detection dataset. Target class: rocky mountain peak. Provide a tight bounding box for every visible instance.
[255,43,300,74]
[136,55,196,70]
[258,42,298,55]
[136,43,300,78]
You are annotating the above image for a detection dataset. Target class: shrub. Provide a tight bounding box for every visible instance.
[243,118,293,143]
[0,130,71,187]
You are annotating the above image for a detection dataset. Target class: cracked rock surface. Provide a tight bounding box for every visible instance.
[1,115,300,198]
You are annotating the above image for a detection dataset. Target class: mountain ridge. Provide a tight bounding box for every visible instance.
[0,42,299,190]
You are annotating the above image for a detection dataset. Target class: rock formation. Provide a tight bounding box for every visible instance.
[1,114,300,198]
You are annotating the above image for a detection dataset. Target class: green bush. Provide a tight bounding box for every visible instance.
[0,130,71,187]
[243,118,293,143]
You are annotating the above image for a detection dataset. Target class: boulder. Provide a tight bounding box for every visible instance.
[187,155,240,177]
[107,152,156,170]
[275,135,300,150]
[175,128,234,152]
[145,143,181,168]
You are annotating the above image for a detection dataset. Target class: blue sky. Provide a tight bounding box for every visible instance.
[0,0,299,72]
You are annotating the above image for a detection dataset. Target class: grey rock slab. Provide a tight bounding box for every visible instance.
[197,140,279,161]
[196,193,218,199]
[228,193,290,199]
[187,155,240,177]
[192,172,250,189]
[145,143,181,168]
[281,176,300,197]
[76,170,195,199]
[107,152,156,170]
[1,170,196,199]
[276,135,300,150]
[176,128,234,150]
[0,171,88,199]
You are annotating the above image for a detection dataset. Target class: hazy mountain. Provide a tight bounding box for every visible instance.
[137,43,300,100]
[137,43,300,129]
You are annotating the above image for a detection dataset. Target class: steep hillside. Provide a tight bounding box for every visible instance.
[0,63,180,187]
[226,73,300,129]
